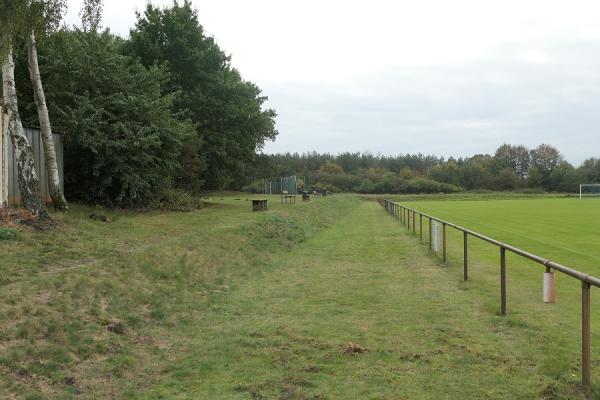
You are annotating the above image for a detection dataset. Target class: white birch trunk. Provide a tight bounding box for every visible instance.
[0,99,6,206]
[2,49,50,221]
[28,31,67,210]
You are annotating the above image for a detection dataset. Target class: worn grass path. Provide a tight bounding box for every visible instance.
[140,199,580,399]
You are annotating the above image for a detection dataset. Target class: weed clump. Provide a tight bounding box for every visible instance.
[0,226,17,240]
[149,188,202,211]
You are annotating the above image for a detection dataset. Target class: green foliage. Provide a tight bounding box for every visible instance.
[0,0,66,56]
[126,1,277,189]
[80,0,103,32]
[11,0,274,207]
[247,143,596,194]
[0,227,17,240]
[148,188,201,212]
[17,29,200,207]
[407,178,460,193]
[491,144,530,179]
[318,161,345,175]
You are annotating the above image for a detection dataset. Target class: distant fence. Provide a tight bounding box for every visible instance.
[379,198,599,387]
[264,175,298,195]
[2,126,64,207]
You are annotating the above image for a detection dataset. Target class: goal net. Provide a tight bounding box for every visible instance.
[579,184,600,198]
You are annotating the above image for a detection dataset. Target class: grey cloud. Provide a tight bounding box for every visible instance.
[264,38,600,165]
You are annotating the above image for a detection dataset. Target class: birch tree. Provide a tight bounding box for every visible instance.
[2,51,50,220]
[80,0,103,33]
[0,0,50,220]
[25,0,68,210]
[27,30,68,210]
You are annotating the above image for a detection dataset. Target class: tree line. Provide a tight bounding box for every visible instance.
[1,0,277,221]
[244,144,600,194]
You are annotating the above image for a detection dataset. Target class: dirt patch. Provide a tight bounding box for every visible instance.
[0,207,55,230]
[304,365,321,373]
[341,342,368,355]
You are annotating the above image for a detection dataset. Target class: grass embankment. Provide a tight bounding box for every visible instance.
[0,195,356,399]
[0,194,595,398]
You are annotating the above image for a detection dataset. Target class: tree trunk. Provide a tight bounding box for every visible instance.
[2,50,50,221]
[28,31,67,210]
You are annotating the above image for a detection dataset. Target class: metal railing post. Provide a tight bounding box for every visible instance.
[463,231,468,281]
[428,217,432,250]
[500,247,507,315]
[582,281,591,386]
[442,223,447,262]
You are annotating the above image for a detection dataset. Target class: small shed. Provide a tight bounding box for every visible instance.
[0,101,64,207]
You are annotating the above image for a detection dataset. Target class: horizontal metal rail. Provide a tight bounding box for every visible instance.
[379,198,596,387]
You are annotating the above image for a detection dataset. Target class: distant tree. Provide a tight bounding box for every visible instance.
[428,162,461,186]
[318,161,344,175]
[355,178,375,193]
[492,144,530,179]
[460,161,492,190]
[548,161,577,192]
[530,144,562,187]
[578,158,600,183]
[399,167,415,180]
[494,168,521,190]
[527,166,544,188]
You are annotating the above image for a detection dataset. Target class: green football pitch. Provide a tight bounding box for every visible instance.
[401,197,600,274]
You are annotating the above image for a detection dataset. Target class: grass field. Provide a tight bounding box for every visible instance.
[399,197,600,273]
[0,194,598,398]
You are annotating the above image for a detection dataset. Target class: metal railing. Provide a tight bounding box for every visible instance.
[379,198,597,386]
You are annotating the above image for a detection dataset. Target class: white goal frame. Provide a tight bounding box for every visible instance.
[579,184,600,199]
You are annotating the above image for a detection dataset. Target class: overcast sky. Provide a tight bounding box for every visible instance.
[64,0,600,164]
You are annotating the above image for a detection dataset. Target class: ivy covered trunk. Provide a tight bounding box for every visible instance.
[28,31,68,210]
[2,50,50,221]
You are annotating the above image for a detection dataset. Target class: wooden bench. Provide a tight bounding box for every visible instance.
[252,199,268,211]
[281,190,296,204]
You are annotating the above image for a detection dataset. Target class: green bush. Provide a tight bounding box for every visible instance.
[514,187,545,194]
[149,189,201,212]
[407,178,461,194]
[313,182,340,193]
[0,227,17,240]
